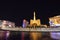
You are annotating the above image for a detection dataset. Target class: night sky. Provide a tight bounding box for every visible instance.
[0,0,60,26]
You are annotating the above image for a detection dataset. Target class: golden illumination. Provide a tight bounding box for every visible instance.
[30,32,42,40]
[49,15,60,25]
[30,11,42,40]
[30,11,41,26]
[34,11,36,20]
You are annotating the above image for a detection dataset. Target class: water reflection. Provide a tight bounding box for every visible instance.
[30,32,42,40]
[0,31,55,40]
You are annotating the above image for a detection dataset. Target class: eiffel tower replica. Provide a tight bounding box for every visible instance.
[30,12,42,40]
[30,11,41,27]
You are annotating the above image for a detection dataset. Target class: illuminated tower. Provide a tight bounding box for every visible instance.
[34,11,36,20]
[22,19,29,40]
[22,19,28,28]
[30,11,42,40]
[30,11,41,26]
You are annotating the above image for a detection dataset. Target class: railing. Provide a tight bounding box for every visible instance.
[0,27,60,32]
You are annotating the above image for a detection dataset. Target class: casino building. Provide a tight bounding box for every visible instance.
[49,15,60,27]
[49,15,60,40]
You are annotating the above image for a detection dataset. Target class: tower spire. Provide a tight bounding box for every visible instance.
[34,11,36,20]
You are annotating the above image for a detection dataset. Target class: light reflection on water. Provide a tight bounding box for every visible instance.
[30,32,42,40]
[50,32,60,40]
[0,31,53,40]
